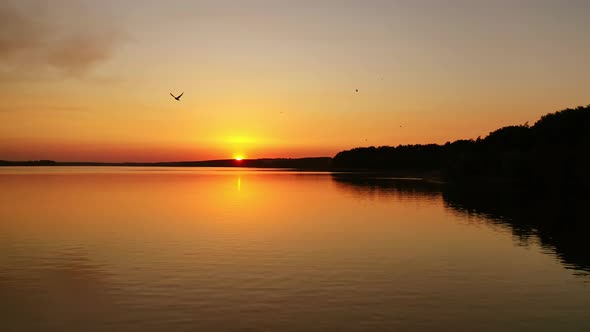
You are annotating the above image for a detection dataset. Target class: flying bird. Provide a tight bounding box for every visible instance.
[170,92,184,101]
[355,89,359,92]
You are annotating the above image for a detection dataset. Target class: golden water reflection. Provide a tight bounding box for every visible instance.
[1,167,589,331]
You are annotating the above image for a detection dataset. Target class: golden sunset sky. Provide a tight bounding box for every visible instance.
[1,0,589,161]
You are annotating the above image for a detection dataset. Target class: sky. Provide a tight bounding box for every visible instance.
[1,0,589,162]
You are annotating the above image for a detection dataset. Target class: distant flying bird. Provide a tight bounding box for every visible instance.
[355,89,358,92]
[170,92,184,101]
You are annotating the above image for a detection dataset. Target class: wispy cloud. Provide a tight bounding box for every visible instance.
[0,2,127,82]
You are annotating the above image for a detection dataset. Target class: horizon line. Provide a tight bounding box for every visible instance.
[0,156,334,165]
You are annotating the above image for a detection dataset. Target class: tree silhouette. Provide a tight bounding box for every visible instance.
[333,105,590,190]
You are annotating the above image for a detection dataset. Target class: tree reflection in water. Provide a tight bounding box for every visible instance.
[331,173,590,276]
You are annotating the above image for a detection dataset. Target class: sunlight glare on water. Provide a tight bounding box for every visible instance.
[0,167,589,332]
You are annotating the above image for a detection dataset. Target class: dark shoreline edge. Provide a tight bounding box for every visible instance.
[0,157,333,170]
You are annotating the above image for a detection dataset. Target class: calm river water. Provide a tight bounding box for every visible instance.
[1,167,588,331]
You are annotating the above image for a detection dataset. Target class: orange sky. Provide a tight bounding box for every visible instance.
[1,0,589,162]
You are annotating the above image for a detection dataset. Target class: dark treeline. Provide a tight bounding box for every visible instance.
[0,159,58,166]
[333,105,590,188]
[0,157,333,170]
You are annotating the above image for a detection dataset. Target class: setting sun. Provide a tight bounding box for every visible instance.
[234,155,244,161]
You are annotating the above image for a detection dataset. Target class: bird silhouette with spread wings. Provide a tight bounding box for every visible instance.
[170,92,184,101]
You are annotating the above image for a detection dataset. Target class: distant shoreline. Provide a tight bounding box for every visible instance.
[0,157,334,171]
[0,159,448,183]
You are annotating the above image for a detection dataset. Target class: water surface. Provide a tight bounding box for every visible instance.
[1,167,588,331]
